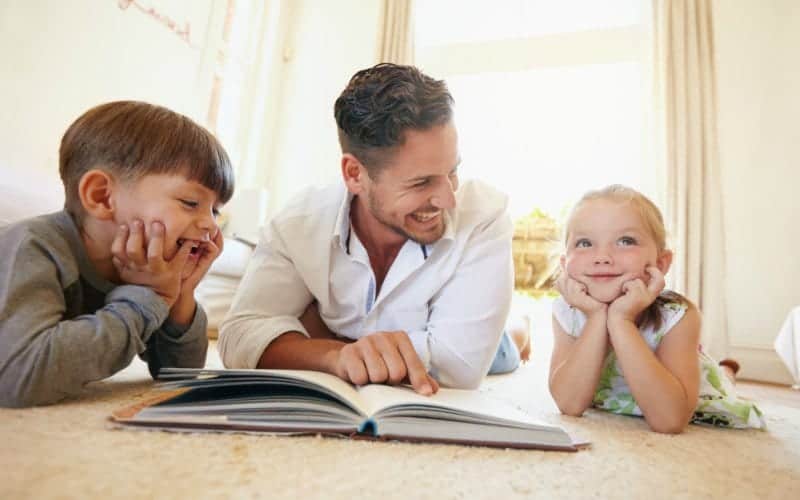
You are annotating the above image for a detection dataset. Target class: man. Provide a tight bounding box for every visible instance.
[219,63,523,394]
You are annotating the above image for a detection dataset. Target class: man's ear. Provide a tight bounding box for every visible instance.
[341,154,366,195]
[78,169,116,221]
[657,249,673,274]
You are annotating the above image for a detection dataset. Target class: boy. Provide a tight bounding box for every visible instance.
[0,101,234,407]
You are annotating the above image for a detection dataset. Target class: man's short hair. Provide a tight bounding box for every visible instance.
[333,63,454,178]
[59,100,234,221]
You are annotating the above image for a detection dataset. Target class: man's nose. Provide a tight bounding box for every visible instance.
[430,176,457,209]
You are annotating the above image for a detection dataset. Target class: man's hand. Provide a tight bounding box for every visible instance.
[327,331,439,396]
[111,220,192,308]
[608,266,665,324]
[557,273,607,316]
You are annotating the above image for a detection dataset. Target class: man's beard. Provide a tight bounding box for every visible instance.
[367,192,445,245]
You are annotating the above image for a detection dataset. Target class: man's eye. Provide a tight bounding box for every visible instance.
[575,239,591,248]
[618,236,637,246]
[412,180,430,188]
[180,199,198,208]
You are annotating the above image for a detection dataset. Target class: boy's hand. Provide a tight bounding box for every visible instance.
[111,220,192,308]
[557,273,607,316]
[608,266,665,324]
[326,331,440,396]
[178,227,224,297]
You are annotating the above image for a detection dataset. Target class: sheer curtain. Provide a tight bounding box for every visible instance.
[654,0,727,358]
[376,0,415,64]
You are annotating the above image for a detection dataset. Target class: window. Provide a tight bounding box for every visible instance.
[416,0,654,220]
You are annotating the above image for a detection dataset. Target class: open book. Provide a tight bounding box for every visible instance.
[111,368,582,451]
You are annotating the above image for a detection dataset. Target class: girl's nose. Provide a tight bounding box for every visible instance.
[593,249,613,265]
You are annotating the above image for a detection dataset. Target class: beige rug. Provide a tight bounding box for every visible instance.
[2,333,799,499]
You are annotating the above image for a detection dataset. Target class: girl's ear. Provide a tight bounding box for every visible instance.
[341,153,367,195]
[78,169,116,221]
[657,249,673,274]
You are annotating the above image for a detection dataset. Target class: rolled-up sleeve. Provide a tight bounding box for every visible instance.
[422,208,514,389]
[218,222,312,368]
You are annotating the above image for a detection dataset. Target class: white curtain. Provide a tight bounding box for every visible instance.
[376,0,415,64]
[653,0,727,358]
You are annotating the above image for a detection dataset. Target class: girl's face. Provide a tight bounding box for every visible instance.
[561,198,670,304]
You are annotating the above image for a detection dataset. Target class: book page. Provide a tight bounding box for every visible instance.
[357,384,548,427]
[159,368,371,417]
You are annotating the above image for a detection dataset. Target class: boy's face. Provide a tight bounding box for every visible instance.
[112,172,222,278]
[562,199,662,304]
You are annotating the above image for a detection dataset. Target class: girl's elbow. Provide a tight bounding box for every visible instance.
[647,413,691,434]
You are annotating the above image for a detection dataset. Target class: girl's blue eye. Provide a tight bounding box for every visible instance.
[575,239,591,248]
[618,236,637,246]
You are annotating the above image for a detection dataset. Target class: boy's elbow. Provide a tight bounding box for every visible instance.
[0,381,59,408]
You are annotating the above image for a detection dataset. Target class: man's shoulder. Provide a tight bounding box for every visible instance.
[452,179,510,230]
[456,179,508,214]
[268,184,344,238]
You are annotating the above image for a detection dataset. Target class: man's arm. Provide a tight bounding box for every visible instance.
[218,222,316,368]
[415,206,514,389]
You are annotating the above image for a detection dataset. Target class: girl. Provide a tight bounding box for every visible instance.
[549,185,764,433]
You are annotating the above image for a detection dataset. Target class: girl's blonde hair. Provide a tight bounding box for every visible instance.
[563,184,691,331]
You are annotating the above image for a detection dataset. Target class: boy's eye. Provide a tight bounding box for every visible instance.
[212,207,221,218]
[618,236,637,246]
[179,199,198,209]
[575,238,591,248]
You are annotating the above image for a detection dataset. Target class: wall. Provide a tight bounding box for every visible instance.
[0,0,221,204]
[262,0,380,214]
[714,0,800,383]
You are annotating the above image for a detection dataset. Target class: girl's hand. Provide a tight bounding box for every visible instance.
[557,273,607,316]
[608,265,665,323]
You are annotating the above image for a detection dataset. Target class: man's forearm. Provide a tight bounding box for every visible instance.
[256,332,344,373]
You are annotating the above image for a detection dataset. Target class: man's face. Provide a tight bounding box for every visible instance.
[112,172,222,278]
[563,199,662,303]
[356,122,460,246]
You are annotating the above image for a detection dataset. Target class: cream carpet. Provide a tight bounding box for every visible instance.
[3,321,799,499]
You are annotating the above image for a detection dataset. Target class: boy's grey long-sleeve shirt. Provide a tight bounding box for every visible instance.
[0,211,208,407]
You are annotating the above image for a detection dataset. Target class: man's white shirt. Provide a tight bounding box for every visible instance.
[218,179,513,389]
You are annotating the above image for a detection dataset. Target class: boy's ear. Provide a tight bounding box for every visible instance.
[657,249,673,274]
[341,154,366,195]
[78,169,116,221]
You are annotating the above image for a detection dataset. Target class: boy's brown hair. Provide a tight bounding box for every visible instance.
[59,101,234,223]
